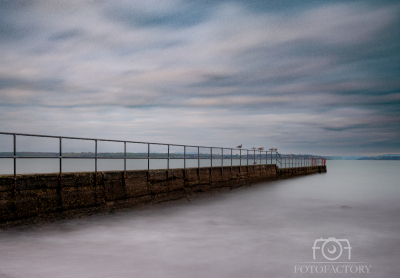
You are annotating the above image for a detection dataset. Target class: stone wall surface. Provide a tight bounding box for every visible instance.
[0,165,326,225]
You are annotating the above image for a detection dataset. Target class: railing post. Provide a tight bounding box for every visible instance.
[95,140,97,173]
[253,150,255,171]
[221,148,223,174]
[271,150,272,166]
[277,153,279,167]
[198,146,200,171]
[277,152,280,168]
[247,150,249,172]
[230,148,232,173]
[59,137,62,175]
[184,145,186,170]
[147,143,150,171]
[167,144,170,171]
[13,134,16,191]
[239,149,241,173]
[124,141,126,173]
[278,152,280,168]
[210,147,212,168]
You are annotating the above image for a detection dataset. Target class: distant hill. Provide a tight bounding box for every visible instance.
[325,154,400,160]
[2,152,399,160]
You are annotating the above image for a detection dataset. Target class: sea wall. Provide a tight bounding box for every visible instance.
[0,165,326,225]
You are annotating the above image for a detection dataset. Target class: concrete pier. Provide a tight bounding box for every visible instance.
[0,165,326,226]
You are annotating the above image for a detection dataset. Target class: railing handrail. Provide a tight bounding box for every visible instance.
[0,132,325,187]
[0,131,265,151]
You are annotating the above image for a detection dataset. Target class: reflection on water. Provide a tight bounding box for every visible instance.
[1,161,399,277]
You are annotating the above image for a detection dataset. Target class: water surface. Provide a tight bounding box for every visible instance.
[0,161,399,277]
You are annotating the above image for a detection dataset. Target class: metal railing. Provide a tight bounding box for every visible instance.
[276,153,326,170]
[0,132,325,183]
[0,132,279,176]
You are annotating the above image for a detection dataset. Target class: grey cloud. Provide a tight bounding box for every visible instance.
[0,77,64,92]
[104,2,211,29]
[0,78,20,89]
[0,8,34,42]
[49,29,83,41]
[0,19,31,41]
[0,0,399,155]
[323,124,370,132]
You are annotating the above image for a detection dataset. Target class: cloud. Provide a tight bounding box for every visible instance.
[0,0,399,155]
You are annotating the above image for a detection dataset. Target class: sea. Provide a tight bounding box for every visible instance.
[0,158,279,175]
[0,160,399,277]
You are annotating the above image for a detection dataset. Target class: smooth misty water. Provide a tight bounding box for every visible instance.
[1,161,400,277]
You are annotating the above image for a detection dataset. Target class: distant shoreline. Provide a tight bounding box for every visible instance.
[325,155,400,160]
[1,152,399,160]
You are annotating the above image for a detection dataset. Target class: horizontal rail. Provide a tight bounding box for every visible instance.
[0,132,258,151]
[0,132,325,181]
[0,157,271,160]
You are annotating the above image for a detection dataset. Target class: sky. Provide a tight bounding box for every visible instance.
[0,0,399,156]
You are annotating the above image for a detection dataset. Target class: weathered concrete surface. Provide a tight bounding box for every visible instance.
[0,165,326,226]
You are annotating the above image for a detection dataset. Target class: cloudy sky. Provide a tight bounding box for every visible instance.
[0,0,399,155]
